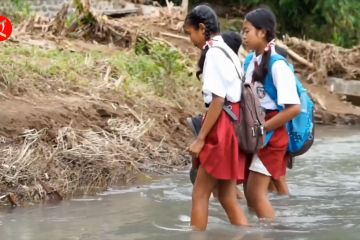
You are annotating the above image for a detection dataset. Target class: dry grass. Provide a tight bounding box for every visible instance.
[0,23,202,206]
[0,5,201,205]
[0,117,190,205]
[284,37,360,84]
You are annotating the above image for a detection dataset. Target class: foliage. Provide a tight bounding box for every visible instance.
[72,0,97,25]
[5,0,32,22]
[241,0,360,47]
[0,40,195,99]
[113,41,191,97]
[188,0,360,47]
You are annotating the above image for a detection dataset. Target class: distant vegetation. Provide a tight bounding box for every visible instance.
[6,0,360,47]
[188,0,360,48]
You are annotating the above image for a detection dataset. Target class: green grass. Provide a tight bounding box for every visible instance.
[4,0,32,23]
[0,44,100,89]
[0,41,199,102]
[111,42,193,97]
[220,18,244,33]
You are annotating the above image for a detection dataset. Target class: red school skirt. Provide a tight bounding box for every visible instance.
[195,103,248,182]
[257,111,289,180]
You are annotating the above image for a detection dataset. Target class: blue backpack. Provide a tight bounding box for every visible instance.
[244,53,315,157]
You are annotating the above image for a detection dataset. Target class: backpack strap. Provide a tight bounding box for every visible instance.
[262,54,288,146]
[212,46,244,83]
[264,54,303,147]
[244,53,255,73]
[264,54,289,110]
[210,46,242,122]
[220,49,274,147]
[264,131,274,146]
[244,53,289,103]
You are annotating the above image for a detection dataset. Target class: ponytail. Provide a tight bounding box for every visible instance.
[185,5,220,80]
[245,7,276,84]
[252,43,273,84]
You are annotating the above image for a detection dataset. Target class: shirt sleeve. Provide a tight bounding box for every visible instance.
[271,60,301,105]
[202,48,229,98]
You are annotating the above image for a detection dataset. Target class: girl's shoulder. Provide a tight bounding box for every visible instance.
[206,46,224,56]
[270,54,296,87]
[269,53,293,72]
[206,45,232,65]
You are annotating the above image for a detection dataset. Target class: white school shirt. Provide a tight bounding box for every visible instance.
[202,35,243,104]
[244,46,300,109]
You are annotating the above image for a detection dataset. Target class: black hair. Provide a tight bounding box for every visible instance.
[185,5,220,79]
[221,31,242,55]
[245,7,276,84]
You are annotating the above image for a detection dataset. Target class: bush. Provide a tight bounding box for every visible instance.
[188,0,360,48]
[241,0,360,48]
[7,0,32,22]
[110,40,194,98]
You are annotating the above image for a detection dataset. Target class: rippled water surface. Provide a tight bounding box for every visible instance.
[1,126,360,240]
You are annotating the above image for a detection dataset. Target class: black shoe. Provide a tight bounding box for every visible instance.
[287,155,294,169]
[189,167,198,185]
[186,115,202,137]
[187,115,202,185]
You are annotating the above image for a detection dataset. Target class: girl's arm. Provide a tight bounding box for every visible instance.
[266,59,302,131]
[264,104,301,131]
[188,95,224,158]
[198,95,224,140]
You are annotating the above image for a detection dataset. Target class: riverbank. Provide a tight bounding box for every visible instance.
[0,3,359,207]
[0,36,202,206]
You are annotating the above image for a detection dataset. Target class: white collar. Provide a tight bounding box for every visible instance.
[254,44,276,63]
[202,35,223,49]
[212,35,223,41]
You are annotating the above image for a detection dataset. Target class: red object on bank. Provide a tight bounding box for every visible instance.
[0,16,13,42]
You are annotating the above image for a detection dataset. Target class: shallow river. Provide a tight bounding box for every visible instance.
[1,126,360,240]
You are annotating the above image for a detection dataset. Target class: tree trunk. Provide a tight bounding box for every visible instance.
[181,0,189,13]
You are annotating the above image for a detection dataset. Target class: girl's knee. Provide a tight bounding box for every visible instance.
[192,186,212,201]
[218,187,237,207]
[218,194,236,209]
[246,186,266,203]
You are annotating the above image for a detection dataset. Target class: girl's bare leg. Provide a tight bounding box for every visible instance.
[272,176,289,195]
[217,180,248,225]
[246,171,275,219]
[268,180,277,193]
[212,185,243,199]
[191,166,217,231]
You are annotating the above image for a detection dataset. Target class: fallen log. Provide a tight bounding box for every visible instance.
[277,40,315,69]
[159,31,189,41]
[181,0,189,14]
[102,8,140,18]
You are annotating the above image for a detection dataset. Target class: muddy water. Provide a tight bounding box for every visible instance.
[1,126,360,240]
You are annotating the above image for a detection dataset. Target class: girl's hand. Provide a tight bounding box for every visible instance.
[188,138,205,159]
[187,96,224,159]
[264,104,301,131]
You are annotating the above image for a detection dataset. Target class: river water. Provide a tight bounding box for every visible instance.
[1,126,360,240]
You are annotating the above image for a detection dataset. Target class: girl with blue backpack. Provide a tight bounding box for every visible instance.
[184,5,249,230]
[242,8,302,219]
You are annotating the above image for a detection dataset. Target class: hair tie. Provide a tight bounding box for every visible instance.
[264,39,275,52]
[203,39,214,49]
